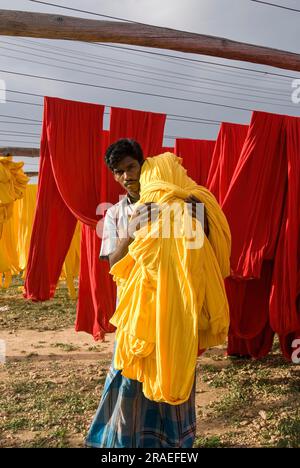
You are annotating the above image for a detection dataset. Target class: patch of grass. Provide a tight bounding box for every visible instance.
[3,417,28,431]
[88,346,100,352]
[211,385,253,420]
[0,359,110,448]
[194,435,223,448]
[198,350,300,447]
[276,415,300,448]
[0,275,76,331]
[52,343,80,352]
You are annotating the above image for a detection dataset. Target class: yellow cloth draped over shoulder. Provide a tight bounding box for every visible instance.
[109,153,231,405]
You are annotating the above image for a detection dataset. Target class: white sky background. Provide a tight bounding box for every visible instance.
[0,0,300,181]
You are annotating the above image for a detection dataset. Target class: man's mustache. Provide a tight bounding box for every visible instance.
[124,180,139,186]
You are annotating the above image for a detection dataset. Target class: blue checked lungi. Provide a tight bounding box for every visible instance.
[85,346,196,448]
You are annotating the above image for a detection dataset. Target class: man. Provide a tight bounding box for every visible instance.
[86,139,206,448]
[100,139,208,268]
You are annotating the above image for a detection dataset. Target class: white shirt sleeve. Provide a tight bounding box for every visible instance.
[99,209,118,259]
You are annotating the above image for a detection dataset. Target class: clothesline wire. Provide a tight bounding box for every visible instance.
[24,0,293,78]
[0,140,39,144]
[0,121,41,126]
[249,0,300,13]
[0,107,221,125]
[25,0,298,78]
[0,131,178,143]
[93,43,300,81]
[3,37,296,87]
[0,114,41,122]
[3,96,222,126]
[3,55,295,108]
[0,130,39,136]
[3,52,292,106]
[27,0,150,25]
[0,68,253,112]
[0,129,205,141]
[3,81,298,114]
[0,41,292,99]
[4,81,295,110]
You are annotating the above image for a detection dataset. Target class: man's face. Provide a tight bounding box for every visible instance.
[112,156,142,200]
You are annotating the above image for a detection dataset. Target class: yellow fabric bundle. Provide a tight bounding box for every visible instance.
[0,156,29,237]
[109,153,231,405]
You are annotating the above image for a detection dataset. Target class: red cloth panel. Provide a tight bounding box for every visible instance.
[174,138,215,186]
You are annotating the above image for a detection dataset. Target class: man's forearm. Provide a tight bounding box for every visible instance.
[109,236,133,268]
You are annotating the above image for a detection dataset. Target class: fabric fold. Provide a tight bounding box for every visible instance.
[109,152,231,405]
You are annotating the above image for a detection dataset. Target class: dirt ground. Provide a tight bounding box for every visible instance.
[1,276,300,448]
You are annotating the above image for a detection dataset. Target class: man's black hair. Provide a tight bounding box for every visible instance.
[105,138,144,170]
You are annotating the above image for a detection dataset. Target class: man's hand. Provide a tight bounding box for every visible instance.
[128,203,160,238]
[109,204,159,268]
[184,194,209,237]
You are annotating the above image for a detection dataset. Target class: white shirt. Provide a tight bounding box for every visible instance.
[100,195,135,259]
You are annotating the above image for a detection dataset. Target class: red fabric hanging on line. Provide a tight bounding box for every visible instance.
[207,123,248,204]
[24,97,115,340]
[76,129,118,340]
[100,130,122,207]
[80,106,166,339]
[201,119,273,358]
[174,138,215,186]
[279,331,300,361]
[226,263,275,358]
[222,111,287,280]
[162,146,174,153]
[226,115,300,359]
[269,116,300,359]
[109,107,166,157]
[227,322,275,359]
[76,223,116,339]
[221,112,289,358]
[78,107,166,339]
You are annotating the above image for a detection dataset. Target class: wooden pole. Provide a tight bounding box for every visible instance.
[0,10,300,72]
[0,147,39,157]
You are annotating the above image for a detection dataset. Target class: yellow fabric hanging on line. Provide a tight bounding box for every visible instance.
[15,183,80,298]
[109,153,231,405]
[14,184,38,273]
[0,180,81,296]
[60,222,81,300]
[0,203,20,288]
[0,156,29,237]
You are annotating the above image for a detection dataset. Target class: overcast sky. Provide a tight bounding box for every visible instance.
[1,0,300,179]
